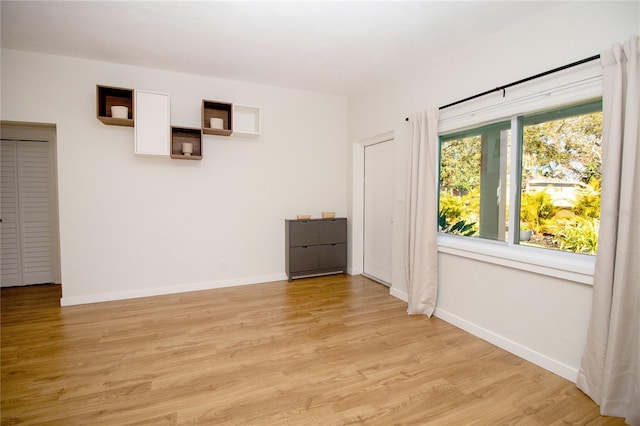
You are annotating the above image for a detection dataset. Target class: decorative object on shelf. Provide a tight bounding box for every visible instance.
[210,118,224,129]
[322,212,336,219]
[297,214,311,220]
[111,106,128,119]
[171,126,202,160]
[96,85,134,126]
[181,142,193,156]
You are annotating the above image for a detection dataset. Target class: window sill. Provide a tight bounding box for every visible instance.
[437,234,595,285]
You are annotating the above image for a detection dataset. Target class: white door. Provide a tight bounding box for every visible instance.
[363,140,393,285]
[1,139,56,286]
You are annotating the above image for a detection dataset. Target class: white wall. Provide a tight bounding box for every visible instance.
[348,1,639,381]
[1,49,348,305]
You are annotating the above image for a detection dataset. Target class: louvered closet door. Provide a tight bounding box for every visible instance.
[1,141,22,286]
[0,140,55,286]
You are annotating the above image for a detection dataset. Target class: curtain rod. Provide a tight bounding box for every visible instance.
[405,54,601,121]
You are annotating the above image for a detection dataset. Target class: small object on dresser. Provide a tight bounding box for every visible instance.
[297,214,311,220]
[322,212,335,219]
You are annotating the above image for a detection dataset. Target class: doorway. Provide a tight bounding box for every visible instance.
[1,123,61,287]
[363,139,393,286]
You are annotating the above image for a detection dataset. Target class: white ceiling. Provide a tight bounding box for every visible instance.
[1,1,566,96]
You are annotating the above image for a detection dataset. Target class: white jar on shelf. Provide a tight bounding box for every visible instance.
[181,142,193,156]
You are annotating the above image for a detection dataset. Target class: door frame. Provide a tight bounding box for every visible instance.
[1,121,61,285]
[351,130,394,279]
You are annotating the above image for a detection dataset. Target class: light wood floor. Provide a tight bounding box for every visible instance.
[1,275,624,425]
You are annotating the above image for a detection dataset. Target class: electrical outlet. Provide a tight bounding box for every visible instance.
[218,258,225,270]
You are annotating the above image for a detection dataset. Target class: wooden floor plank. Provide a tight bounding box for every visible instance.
[1,276,624,425]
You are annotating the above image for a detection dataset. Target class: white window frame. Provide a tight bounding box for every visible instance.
[437,74,603,285]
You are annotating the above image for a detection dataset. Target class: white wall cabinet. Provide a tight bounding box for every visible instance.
[134,90,170,157]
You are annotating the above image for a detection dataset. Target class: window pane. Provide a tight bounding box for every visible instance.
[439,122,510,241]
[519,101,602,255]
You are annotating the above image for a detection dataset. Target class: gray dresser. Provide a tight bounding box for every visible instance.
[285,218,347,281]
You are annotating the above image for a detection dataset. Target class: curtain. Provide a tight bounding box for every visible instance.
[405,108,439,316]
[576,35,639,426]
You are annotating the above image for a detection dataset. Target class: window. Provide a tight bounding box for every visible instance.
[439,121,511,241]
[439,99,602,256]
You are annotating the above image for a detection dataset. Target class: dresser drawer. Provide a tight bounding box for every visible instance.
[287,220,320,247]
[318,218,346,244]
[318,243,346,269]
[289,246,319,273]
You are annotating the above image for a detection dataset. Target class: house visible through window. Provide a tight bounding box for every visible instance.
[439,99,602,256]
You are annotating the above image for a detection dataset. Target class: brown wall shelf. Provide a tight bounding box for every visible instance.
[97,85,134,127]
[170,126,202,160]
[202,100,232,136]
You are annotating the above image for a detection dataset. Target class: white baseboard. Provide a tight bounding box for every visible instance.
[390,287,408,302]
[60,273,288,306]
[347,266,361,276]
[434,307,579,383]
[385,286,578,382]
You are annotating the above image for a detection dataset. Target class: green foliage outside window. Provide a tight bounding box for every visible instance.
[439,135,481,195]
[522,111,602,184]
[520,190,560,235]
[557,217,599,255]
[573,179,601,219]
[438,207,478,236]
[439,187,480,225]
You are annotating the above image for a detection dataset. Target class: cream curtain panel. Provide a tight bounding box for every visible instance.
[576,35,639,426]
[405,108,439,316]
